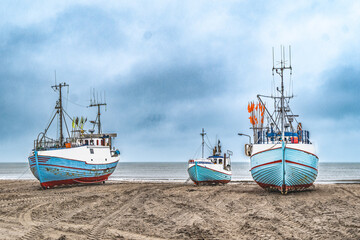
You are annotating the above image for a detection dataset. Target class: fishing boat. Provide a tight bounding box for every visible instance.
[188,129,232,185]
[239,47,319,194]
[28,82,120,189]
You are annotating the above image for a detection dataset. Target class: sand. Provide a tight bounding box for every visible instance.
[0,180,359,240]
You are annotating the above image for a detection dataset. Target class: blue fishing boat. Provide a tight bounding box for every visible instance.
[239,47,319,194]
[188,129,232,185]
[28,83,120,188]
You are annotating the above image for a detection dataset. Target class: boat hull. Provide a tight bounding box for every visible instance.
[250,143,318,193]
[188,164,231,185]
[28,147,119,188]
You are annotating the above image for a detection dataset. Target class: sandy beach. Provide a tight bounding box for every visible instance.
[0,180,359,240]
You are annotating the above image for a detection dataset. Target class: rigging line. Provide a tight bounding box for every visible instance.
[62,95,88,108]
[205,134,213,149]
[204,142,212,151]
[62,112,71,139]
[39,111,58,143]
[62,109,74,121]
[17,166,30,180]
[45,108,56,129]
[65,85,69,111]
[56,112,59,140]
[192,144,202,159]
[92,114,99,131]
[284,98,299,125]
[272,74,275,97]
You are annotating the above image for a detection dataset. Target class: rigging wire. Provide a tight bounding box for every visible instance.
[205,134,213,149]
[204,141,212,151]
[62,112,70,138]
[192,144,202,159]
[56,111,59,140]
[45,109,56,131]
[17,166,30,180]
[63,109,74,121]
[272,74,275,97]
[65,85,69,111]
[62,95,88,108]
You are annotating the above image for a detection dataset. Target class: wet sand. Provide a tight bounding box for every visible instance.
[0,180,359,240]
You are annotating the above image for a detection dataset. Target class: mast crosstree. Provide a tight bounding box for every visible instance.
[89,90,107,134]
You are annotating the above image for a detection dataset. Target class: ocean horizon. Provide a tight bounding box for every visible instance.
[1,162,359,183]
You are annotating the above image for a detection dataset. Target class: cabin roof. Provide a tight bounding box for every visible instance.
[81,133,117,138]
[208,155,224,158]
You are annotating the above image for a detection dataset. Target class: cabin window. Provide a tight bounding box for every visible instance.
[219,159,223,164]
[90,149,94,154]
[105,158,107,161]
[101,139,104,146]
[90,140,94,145]
[97,140,99,145]
[85,140,89,145]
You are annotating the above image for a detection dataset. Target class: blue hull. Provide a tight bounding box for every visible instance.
[188,164,231,184]
[251,144,319,193]
[28,154,118,188]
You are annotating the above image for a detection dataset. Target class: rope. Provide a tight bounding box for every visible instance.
[192,144,201,159]
[45,109,56,130]
[205,134,213,149]
[62,96,88,108]
[62,109,73,121]
[17,165,30,180]
[204,142,212,151]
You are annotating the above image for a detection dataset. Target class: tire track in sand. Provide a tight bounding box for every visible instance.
[18,202,50,228]
[20,196,93,240]
[86,188,166,240]
[338,186,360,199]
[263,194,312,238]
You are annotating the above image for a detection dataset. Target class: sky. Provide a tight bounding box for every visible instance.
[0,0,359,162]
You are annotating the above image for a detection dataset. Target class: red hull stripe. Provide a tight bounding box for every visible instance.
[250,160,282,171]
[40,173,112,188]
[285,147,319,159]
[193,164,232,176]
[251,146,319,159]
[29,163,117,171]
[30,155,116,165]
[251,147,281,157]
[251,160,317,172]
[285,160,318,172]
[194,180,230,184]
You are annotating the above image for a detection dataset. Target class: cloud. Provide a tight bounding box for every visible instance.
[1,1,360,163]
[316,67,360,118]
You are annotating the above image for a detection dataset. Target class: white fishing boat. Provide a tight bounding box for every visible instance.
[28,83,120,188]
[188,129,232,185]
[239,47,319,194]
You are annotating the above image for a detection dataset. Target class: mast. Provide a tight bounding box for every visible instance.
[272,46,292,141]
[52,82,69,146]
[89,90,107,134]
[200,128,206,158]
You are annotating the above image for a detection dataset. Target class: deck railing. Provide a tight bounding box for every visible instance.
[256,130,310,144]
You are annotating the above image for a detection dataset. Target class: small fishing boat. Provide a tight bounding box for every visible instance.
[28,82,120,188]
[239,47,319,194]
[188,129,232,185]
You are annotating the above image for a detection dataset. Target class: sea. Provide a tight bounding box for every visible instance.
[0,162,359,183]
